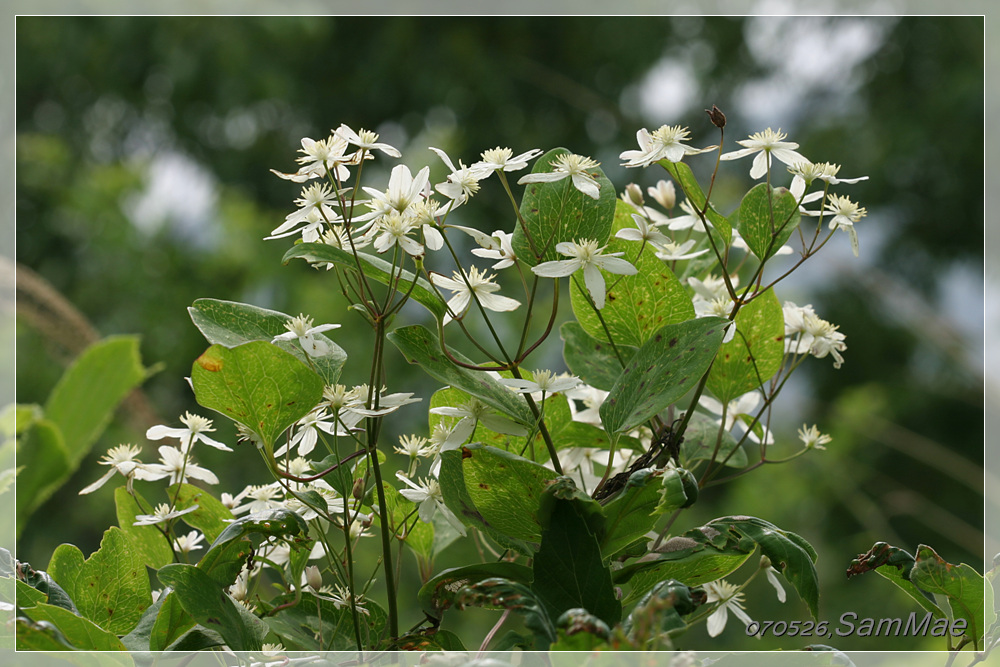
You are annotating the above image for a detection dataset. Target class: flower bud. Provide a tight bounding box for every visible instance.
[705,104,726,129]
[647,180,676,210]
[352,477,366,501]
[623,183,644,208]
[305,565,323,592]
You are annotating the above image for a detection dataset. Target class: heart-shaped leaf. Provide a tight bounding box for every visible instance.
[191,341,324,451]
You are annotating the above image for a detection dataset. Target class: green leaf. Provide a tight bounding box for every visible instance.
[16,615,76,651]
[681,411,748,468]
[120,591,168,652]
[418,561,534,622]
[626,579,702,639]
[706,288,784,404]
[600,317,728,436]
[282,243,446,320]
[532,490,622,627]
[15,418,69,537]
[551,608,612,650]
[512,147,616,266]
[380,481,434,561]
[387,325,534,427]
[599,469,666,560]
[264,591,387,651]
[560,321,636,392]
[708,515,819,618]
[615,524,755,605]
[149,591,194,652]
[18,337,147,532]
[167,482,235,542]
[19,602,128,651]
[189,298,347,385]
[737,183,801,262]
[191,341,325,450]
[43,335,148,469]
[195,509,310,589]
[456,578,555,647]
[47,527,151,635]
[437,448,535,555]
[653,467,698,517]
[157,563,267,652]
[429,385,627,467]
[846,542,943,617]
[462,444,557,544]
[16,563,77,613]
[911,544,986,648]
[115,486,173,569]
[15,579,47,608]
[659,159,732,245]
[570,200,696,347]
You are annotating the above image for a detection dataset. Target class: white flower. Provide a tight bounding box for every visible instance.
[720,128,808,180]
[133,503,199,527]
[766,566,787,603]
[328,584,370,616]
[274,409,340,458]
[731,231,794,258]
[173,530,206,555]
[531,239,637,309]
[655,239,710,262]
[802,314,847,369]
[661,198,712,233]
[499,370,580,395]
[430,266,521,325]
[361,164,431,218]
[304,565,323,592]
[472,147,543,176]
[395,472,467,536]
[260,643,286,657]
[231,483,285,515]
[335,124,401,158]
[810,193,867,257]
[648,179,676,210]
[616,213,673,247]
[268,182,342,241]
[518,153,602,199]
[551,446,629,492]
[620,125,716,168]
[798,424,831,451]
[471,230,517,269]
[144,446,219,486]
[394,434,434,459]
[79,444,158,495]
[782,301,818,355]
[430,147,484,205]
[272,314,340,357]
[565,384,608,426]
[147,412,232,453]
[703,579,754,637]
[788,160,867,190]
[689,274,737,302]
[426,421,474,477]
[371,210,424,257]
[342,386,421,418]
[270,134,353,183]
[430,397,527,437]
[699,392,771,443]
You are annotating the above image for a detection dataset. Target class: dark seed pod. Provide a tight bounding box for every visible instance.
[705,105,726,129]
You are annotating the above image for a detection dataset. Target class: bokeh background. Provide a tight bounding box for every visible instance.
[13,15,985,651]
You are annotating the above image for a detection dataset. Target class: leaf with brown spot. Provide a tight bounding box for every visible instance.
[600,317,726,436]
[570,200,695,346]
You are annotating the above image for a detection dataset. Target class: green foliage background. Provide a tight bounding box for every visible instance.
[14,16,984,650]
